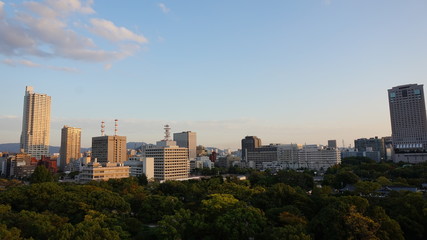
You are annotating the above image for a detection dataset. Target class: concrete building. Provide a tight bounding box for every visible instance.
[145,144,189,181]
[124,156,154,180]
[91,135,127,164]
[173,131,197,160]
[298,145,341,171]
[250,144,340,171]
[216,155,241,168]
[145,125,190,181]
[247,145,278,169]
[354,137,384,161]
[241,136,262,161]
[328,140,337,149]
[388,84,427,162]
[79,160,129,183]
[60,126,81,171]
[191,156,213,170]
[20,86,51,160]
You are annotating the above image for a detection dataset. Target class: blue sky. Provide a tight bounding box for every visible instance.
[1,0,426,149]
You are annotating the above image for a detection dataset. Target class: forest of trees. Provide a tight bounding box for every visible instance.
[0,157,426,240]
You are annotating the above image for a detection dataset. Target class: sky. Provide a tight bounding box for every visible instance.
[1,0,426,150]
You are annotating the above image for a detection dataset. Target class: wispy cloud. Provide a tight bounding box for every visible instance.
[0,115,19,120]
[0,0,148,70]
[2,58,78,72]
[89,18,148,43]
[158,3,170,14]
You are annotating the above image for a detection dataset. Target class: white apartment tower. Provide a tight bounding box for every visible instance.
[60,126,81,171]
[20,86,51,160]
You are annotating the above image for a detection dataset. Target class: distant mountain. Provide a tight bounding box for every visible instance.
[0,143,20,153]
[127,142,147,150]
[0,143,90,154]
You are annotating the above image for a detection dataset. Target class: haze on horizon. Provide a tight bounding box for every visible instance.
[1,0,426,149]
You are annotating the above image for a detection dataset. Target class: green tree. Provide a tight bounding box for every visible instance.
[30,165,55,184]
[354,181,381,195]
[213,206,266,240]
[0,224,24,240]
[157,208,207,240]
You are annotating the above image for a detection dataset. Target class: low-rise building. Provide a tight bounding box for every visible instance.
[79,160,129,183]
[124,156,154,180]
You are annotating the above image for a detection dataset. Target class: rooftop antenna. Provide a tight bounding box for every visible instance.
[115,119,118,136]
[164,124,171,141]
[101,121,105,136]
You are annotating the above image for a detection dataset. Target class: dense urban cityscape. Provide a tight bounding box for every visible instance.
[1,0,427,239]
[0,83,426,239]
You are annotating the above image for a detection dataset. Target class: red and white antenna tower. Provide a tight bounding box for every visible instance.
[101,121,105,136]
[115,119,118,136]
[163,124,171,141]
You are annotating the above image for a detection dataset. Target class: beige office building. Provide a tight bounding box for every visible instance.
[173,131,197,160]
[60,126,81,171]
[145,142,189,181]
[79,161,129,183]
[20,86,51,160]
[91,135,127,164]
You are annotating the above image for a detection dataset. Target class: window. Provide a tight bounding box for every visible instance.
[390,92,396,98]
[402,90,408,97]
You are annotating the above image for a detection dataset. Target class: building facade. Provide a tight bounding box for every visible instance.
[388,84,427,162]
[79,161,129,183]
[91,135,127,164]
[60,126,81,171]
[124,156,154,180]
[173,131,197,160]
[328,140,337,149]
[241,136,262,161]
[145,142,189,181]
[20,86,51,160]
[354,136,385,161]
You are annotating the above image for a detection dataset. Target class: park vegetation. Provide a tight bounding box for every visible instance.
[0,157,426,240]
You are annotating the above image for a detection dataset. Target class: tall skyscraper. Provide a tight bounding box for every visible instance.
[388,84,427,162]
[60,126,81,171]
[173,131,197,160]
[20,86,51,160]
[241,136,262,161]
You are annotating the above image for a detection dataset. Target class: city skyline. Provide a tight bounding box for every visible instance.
[1,0,427,149]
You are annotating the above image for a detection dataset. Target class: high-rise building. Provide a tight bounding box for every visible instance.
[20,86,51,160]
[145,125,189,181]
[60,126,81,171]
[91,135,127,164]
[388,84,427,162]
[173,131,197,160]
[241,136,262,161]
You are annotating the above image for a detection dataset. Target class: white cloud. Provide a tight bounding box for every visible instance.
[2,58,78,72]
[0,0,148,68]
[158,3,170,14]
[89,18,148,43]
